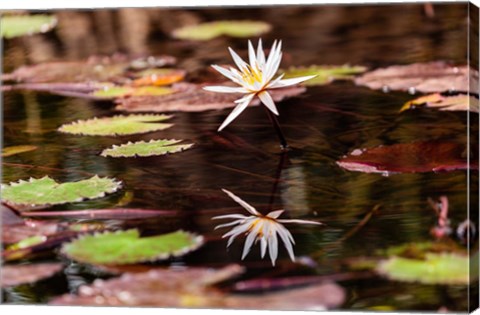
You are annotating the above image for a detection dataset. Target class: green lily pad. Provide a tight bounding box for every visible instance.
[377,253,470,285]
[172,20,271,41]
[92,86,174,99]
[1,176,122,208]
[281,65,367,86]
[62,229,204,265]
[58,114,173,136]
[1,15,57,39]
[2,145,38,157]
[100,139,194,158]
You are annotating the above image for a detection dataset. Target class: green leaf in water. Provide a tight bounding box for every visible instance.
[62,229,204,265]
[1,176,122,208]
[172,20,271,41]
[58,114,173,136]
[281,65,367,86]
[93,86,174,99]
[1,15,57,39]
[100,139,194,158]
[377,253,470,285]
[2,145,38,157]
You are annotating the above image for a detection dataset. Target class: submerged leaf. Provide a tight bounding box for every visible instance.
[2,263,63,288]
[337,142,476,174]
[400,93,479,113]
[92,86,174,99]
[1,176,122,208]
[172,20,271,41]
[116,82,305,112]
[1,15,57,39]
[58,114,173,136]
[355,62,478,93]
[281,65,366,86]
[2,145,38,157]
[100,139,193,158]
[377,253,470,285]
[61,229,204,265]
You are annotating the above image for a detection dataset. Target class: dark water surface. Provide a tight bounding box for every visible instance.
[2,3,478,311]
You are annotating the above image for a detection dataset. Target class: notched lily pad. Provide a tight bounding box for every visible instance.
[377,253,470,285]
[172,20,271,41]
[1,15,57,39]
[1,176,122,208]
[58,114,173,136]
[337,142,476,174]
[115,82,305,112]
[281,65,366,86]
[100,139,194,158]
[2,263,63,288]
[355,62,478,93]
[61,229,204,265]
[400,92,479,113]
[2,145,38,157]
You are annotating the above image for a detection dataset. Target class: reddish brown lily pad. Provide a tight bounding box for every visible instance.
[50,265,345,310]
[115,82,306,113]
[2,263,63,288]
[355,62,478,94]
[2,55,176,84]
[337,142,477,174]
[400,92,479,113]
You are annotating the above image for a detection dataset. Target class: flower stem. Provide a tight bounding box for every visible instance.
[264,108,288,150]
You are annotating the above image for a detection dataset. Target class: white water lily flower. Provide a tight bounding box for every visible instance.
[213,189,322,266]
[204,39,316,131]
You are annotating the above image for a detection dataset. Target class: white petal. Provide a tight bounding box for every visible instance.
[278,219,323,225]
[203,86,247,94]
[211,65,242,84]
[224,222,252,247]
[217,94,254,131]
[268,225,279,266]
[221,188,260,215]
[268,75,316,89]
[257,39,265,66]
[248,40,256,68]
[228,47,249,72]
[258,91,279,115]
[214,219,245,230]
[260,237,267,258]
[212,214,248,220]
[241,221,261,259]
[266,209,284,219]
[264,42,282,82]
[265,52,282,83]
[276,224,296,261]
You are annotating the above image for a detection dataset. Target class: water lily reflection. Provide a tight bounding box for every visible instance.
[204,39,316,131]
[213,189,322,266]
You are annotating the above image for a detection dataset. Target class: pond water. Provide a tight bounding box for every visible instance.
[2,3,478,311]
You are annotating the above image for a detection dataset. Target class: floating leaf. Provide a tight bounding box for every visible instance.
[337,142,476,174]
[116,82,305,112]
[62,229,204,265]
[132,69,186,86]
[400,93,479,113]
[355,62,478,93]
[281,65,366,86]
[92,86,174,99]
[21,208,178,220]
[2,54,176,84]
[58,114,173,136]
[172,20,271,41]
[51,264,345,310]
[2,145,38,157]
[377,253,470,285]
[2,263,63,288]
[100,139,194,158]
[1,15,57,39]
[1,176,122,208]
